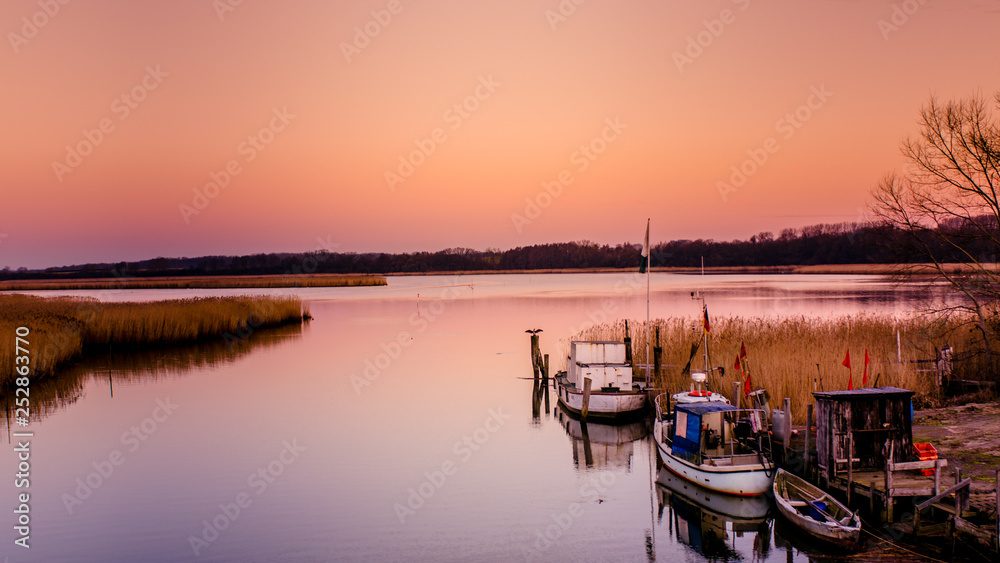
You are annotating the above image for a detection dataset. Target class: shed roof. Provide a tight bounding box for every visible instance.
[675,401,737,415]
[813,386,914,400]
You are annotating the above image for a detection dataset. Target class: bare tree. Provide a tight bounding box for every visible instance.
[871,91,1000,384]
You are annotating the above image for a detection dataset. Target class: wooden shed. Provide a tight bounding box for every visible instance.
[813,387,914,483]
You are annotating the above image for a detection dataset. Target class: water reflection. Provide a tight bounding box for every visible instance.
[657,466,773,561]
[0,322,303,436]
[556,404,650,470]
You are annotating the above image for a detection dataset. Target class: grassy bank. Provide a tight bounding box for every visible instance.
[0,273,386,291]
[575,315,976,423]
[0,294,305,386]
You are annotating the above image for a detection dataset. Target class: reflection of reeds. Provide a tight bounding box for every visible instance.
[576,316,966,423]
[0,322,303,434]
[0,274,386,290]
[0,294,304,386]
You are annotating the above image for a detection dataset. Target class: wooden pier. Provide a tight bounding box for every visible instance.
[772,387,999,558]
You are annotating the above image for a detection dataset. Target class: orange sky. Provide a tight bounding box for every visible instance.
[2,0,999,269]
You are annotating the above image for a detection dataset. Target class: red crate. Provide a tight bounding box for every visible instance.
[913,443,938,476]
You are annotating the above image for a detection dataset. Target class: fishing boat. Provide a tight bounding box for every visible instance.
[653,393,775,496]
[772,469,861,549]
[555,341,648,420]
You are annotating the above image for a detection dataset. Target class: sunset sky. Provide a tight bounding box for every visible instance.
[2,0,999,269]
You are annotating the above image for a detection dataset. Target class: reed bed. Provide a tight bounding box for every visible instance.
[0,274,386,291]
[0,294,304,386]
[575,315,977,423]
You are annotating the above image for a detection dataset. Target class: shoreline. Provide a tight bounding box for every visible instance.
[0,273,386,291]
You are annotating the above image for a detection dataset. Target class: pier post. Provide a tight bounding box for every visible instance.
[543,354,549,384]
[783,398,792,464]
[885,444,894,523]
[954,466,962,519]
[530,333,540,379]
[934,459,941,496]
[582,377,592,420]
[624,321,633,368]
[805,404,813,480]
[653,327,662,380]
[847,431,854,505]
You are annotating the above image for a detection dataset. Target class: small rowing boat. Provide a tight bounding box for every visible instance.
[773,468,861,549]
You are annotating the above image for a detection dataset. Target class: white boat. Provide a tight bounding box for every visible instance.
[653,393,775,496]
[555,341,648,420]
[773,468,861,549]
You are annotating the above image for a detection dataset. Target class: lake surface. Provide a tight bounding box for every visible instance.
[1,273,956,562]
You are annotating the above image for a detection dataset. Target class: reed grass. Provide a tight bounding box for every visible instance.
[0,274,386,291]
[0,294,304,386]
[575,315,977,423]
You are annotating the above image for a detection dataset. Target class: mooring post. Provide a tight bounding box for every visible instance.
[954,466,962,519]
[934,459,941,496]
[653,327,662,380]
[543,354,549,385]
[530,333,540,378]
[847,431,854,505]
[885,443,894,523]
[624,320,633,369]
[581,377,592,420]
[783,398,791,464]
[805,404,813,480]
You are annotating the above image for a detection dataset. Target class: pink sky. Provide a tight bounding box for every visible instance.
[1,0,999,269]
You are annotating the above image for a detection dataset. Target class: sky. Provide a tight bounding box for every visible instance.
[1,0,999,269]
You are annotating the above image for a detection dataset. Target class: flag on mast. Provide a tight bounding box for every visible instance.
[703,307,710,334]
[843,350,853,390]
[639,219,650,273]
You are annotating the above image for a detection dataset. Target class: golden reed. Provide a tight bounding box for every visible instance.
[0,294,304,385]
[575,315,970,423]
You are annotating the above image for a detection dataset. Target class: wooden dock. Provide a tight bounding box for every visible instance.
[772,392,1000,558]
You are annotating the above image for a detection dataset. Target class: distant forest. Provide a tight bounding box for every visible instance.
[3,221,995,280]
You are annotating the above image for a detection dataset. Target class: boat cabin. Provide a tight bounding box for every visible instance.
[568,341,633,391]
[670,402,767,466]
[813,387,914,479]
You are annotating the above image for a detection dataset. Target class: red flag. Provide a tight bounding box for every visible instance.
[848,374,854,390]
[744,372,752,395]
[842,350,851,369]
[863,349,870,385]
[703,308,710,334]
[734,354,742,371]
[739,341,747,359]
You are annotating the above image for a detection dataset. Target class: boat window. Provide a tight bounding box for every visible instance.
[674,411,687,438]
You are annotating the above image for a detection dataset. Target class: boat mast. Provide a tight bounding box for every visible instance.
[646,218,651,380]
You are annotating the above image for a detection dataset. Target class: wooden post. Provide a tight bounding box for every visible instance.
[869,479,876,515]
[885,442,894,523]
[954,466,962,519]
[934,459,941,496]
[805,404,813,480]
[847,431,854,505]
[530,333,540,378]
[732,381,740,409]
[783,398,792,464]
[543,354,549,384]
[994,468,999,555]
[581,377,592,420]
[653,327,662,380]
[624,320,633,368]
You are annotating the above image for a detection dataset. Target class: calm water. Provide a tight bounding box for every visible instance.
[1,274,955,562]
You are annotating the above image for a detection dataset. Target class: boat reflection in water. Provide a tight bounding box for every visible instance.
[656,466,773,560]
[555,404,649,470]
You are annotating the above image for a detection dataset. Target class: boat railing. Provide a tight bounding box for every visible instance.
[653,392,671,422]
